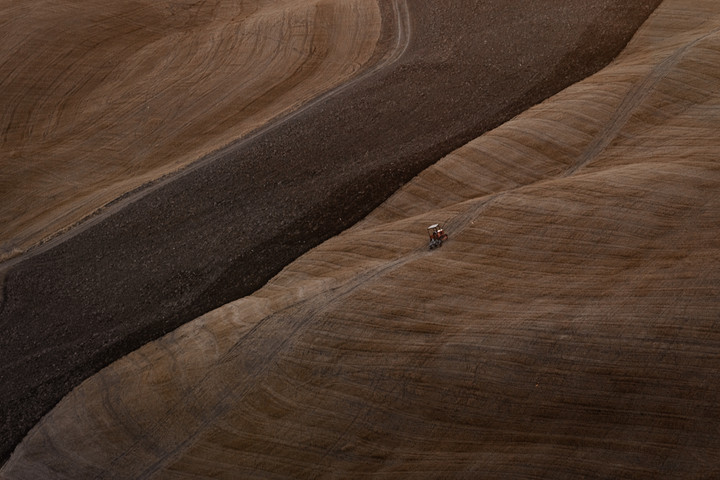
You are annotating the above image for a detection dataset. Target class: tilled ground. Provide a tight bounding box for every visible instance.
[0,0,661,465]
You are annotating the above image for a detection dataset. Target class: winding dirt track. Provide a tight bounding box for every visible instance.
[0,0,663,472]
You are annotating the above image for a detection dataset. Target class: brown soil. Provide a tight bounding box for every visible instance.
[0,0,661,466]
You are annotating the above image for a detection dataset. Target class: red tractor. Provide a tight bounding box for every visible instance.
[427,224,448,249]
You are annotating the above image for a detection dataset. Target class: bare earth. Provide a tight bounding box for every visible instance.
[0,0,671,474]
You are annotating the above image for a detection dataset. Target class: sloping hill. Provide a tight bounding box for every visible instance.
[0,0,658,465]
[4,0,718,478]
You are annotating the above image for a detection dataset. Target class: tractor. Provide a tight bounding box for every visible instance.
[427,224,448,249]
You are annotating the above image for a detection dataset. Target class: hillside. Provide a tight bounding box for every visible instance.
[0,0,659,465]
[3,0,718,478]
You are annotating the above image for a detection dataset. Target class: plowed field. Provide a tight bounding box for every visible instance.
[1,0,679,475]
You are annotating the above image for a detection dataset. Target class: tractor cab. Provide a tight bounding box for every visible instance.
[427,224,448,249]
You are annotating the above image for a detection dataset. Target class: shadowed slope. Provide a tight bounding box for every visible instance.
[0,0,660,467]
[4,0,718,477]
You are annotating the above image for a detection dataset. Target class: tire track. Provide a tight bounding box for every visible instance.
[93,237,427,479]
[565,26,720,175]
[434,25,720,247]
